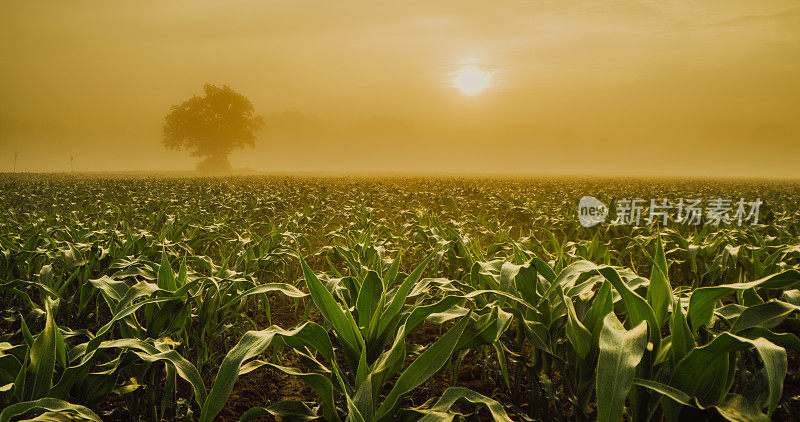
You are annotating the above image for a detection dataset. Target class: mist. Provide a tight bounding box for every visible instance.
[1,0,798,177]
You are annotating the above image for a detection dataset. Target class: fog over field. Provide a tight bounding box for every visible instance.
[1,0,799,177]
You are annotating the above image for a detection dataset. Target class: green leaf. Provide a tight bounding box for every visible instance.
[411,387,514,422]
[634,379,770,422]
[670,295,694,362]
[177,257,188,287]
[28,302,57,400]
[218,283,308,312]
[367,323,408,403]
[356,271,383,329]
[730,300,799,333]
[598,266,660,351]
[543,261,602,304]
[739,328,800,353]
[454,306,512,351]
[0,398,102,422]
[529,257,557,284]
[99,338,207,407]
[346,392,368,422]
[647,235,672,328]
[522,320,552,354]
[300,254,364,366]
[158,251,176,291]
[263,363,338,422]
[688,270,800,331]
[200,322,334,422]
[89,276,129,307]
[404,296,463,334]
[715,393,770,422]
[38,265,53,289]
[596,313,648,422]
[352,369,374,422]
[240,401,319,422]
[669,333,786,415]
[563,291,592,360]
[49,296,184,399]
[374,312,471,422]
[511,261,539,305]
[383,254,401,290]
[632,378,694,407]
[584,280,613,350]
[376,251,436,339]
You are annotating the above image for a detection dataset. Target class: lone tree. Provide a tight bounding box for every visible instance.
[163,84,263,173]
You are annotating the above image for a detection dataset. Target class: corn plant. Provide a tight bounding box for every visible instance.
[198,253,513,421]
[2,174,800,420]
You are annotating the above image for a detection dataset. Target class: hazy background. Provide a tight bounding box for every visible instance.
[1,0,798,177]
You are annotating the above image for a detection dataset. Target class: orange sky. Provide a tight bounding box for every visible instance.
[1,1,798,177]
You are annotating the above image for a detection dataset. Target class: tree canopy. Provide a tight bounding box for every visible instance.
[163,84,263,172]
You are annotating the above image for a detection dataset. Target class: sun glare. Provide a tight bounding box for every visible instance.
[451,65,492,96]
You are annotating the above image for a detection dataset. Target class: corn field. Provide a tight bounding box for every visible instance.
[1,174,800,421]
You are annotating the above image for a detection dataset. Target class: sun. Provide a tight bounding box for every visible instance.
[451,65,493,96]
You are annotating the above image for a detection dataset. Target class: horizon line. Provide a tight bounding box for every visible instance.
[1,170,799,183]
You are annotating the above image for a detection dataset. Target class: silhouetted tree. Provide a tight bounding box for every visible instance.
[163,84,263,173]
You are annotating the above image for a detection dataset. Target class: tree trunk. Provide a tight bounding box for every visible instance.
[196,154,232,173]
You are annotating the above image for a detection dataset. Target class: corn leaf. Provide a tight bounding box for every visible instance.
[374,312,471,422]
[688,270,800,331]
[0,397,102,422]
[200,322,335,422]
[28,302,57,400]
[596,313,648,422]
[300,254,364,365]
[647,235,672,328]
[669,333,786,415]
